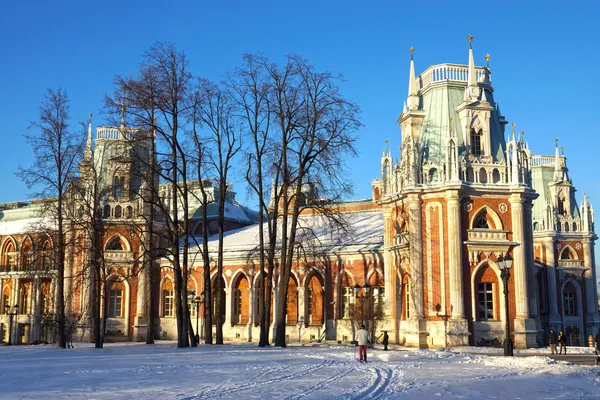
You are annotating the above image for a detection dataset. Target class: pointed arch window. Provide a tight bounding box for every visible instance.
[474,213,490,229]
[563,283,577,316]
[106,237,124,251]
[558,197,566,216]
[471,128,483,157]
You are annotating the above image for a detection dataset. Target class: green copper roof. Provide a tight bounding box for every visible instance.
[418,85,506,165]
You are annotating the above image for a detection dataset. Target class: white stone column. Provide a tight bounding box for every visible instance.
[383,208,393,318]
[224,288,232,328]
[247,285,254,341]
[510,194,530,318]
[545,241,561,325]
[583,240,600,324]
[446,191,465,319]
[297,286,305,326]
[524,201,539,318]
[408,195,424,319]
[133,260,148,342]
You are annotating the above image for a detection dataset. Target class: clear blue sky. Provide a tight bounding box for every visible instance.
[1,1,599,219]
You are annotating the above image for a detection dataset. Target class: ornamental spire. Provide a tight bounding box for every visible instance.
[554,138,561,179]
[407,47,419,110]
[467,35,477,87]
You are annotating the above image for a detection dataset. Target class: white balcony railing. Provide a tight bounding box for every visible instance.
[416,64,490,92]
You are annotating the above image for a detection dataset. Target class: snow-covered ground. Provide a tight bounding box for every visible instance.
[0,342,599,399]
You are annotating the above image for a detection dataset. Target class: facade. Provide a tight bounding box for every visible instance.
[1,41,598,348]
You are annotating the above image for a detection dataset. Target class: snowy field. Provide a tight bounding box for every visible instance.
[0,342,599,400]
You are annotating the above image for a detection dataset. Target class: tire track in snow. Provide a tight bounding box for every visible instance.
[282,360,354,400]
[185,358,335,399]
[353,365,392,400]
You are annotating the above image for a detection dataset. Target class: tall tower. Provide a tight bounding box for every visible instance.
[375,37,540,348]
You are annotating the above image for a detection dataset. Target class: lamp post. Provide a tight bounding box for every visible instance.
[353,283,371,327]
[4,304,18,345]
[498,254,514,356]
[194,294,203,343]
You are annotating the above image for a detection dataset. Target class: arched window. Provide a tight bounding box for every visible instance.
[558,197,566,216]
[560,246,577,260]
[120,177,126,197]
[103,204,111,218]
[471,128,483,157]
[114,205,122,219]
[572,222,577,232]
[533,222,539,231]
[563,282,577,316]
[126,206,133,219]
[162,279,174,318]
[369,272,385,318]
[428,168,439,183]
[476,264,498,321]
[233,275,249,325]
[492,169,501,184]
[1,240,16,271]
[402,275,410,320]
[479,168,487,184]
[474,213,490,229]
[42,240,53,270]
[106,236,124,251]
[564,222,569,232]
[306,274,324,326]
[286,277,298,326]
[108,280,124,318]
[21,239,32,271]
[338,273,354,319]
[113,176,120,198]
[466,167,474,182]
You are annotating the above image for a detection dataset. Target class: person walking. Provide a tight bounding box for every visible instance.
[558,331,567,355]
[382,331,389,351]
[595,329,600,366]
[548,329,558,355]
[356,324,370,362]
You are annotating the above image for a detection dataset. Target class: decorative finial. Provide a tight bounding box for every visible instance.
[89,113,93,119]
[409,47,414,54]
[467,35,473,48]
[561,145,565,155]
[520,131,524,142]
[554,137,559,145]
[485,54,490,68]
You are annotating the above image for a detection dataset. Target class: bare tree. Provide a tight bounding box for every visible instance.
[111,42,195,348]
[17,88,84,349]
[192,79,242,344]
[226,54,273,346]
[267,55,361,347]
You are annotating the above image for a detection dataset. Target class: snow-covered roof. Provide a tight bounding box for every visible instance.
[0,202,55,236]
[187,209,383,260]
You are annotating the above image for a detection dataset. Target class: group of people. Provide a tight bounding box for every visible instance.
[357,327,600,365]
[354,325,389,363]
[547,329,568,354]
[549,328,600,365]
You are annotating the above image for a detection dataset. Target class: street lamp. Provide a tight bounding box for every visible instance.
[353,283,371,327]
[194,294,203,343]
[498,253,514,357]
[4,304,18,345]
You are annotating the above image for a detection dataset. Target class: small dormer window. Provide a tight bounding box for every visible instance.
[471,128,483,157]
